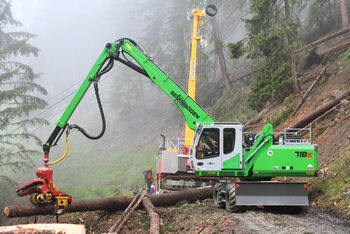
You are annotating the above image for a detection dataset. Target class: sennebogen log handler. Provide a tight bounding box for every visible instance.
[16,36,317,213]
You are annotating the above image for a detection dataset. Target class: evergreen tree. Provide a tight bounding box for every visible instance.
[0,0,48,212]
[228,0,300,110]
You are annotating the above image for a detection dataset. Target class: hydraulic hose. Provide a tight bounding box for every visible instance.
[71,81,106,140]
[68,57,113,140]
[47,133,70,165]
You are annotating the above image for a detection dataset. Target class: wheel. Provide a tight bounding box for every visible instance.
[205,4,217,16]
[213,183,226,209]
[225,183,241,212]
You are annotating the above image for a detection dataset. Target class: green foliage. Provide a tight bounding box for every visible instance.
[0,0,48,213]
[248,62,293,110]
[228,0,298,110]
[339,48,350,60]
[267,107,292,127]
[309,146,350,210]
[209,86,254,123]
[227,40,245,59]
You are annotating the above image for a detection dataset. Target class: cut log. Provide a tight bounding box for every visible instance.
[0,224,85,233]
[275,90,350,139]
[142,196,160,234]
[4,187,213,218]
[294,27,350,54]
[320,40,350,56]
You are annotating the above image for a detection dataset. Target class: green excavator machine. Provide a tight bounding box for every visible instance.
[17,38,318,214]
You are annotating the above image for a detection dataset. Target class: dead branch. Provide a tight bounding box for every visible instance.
[109,190,147,234]
[108,189,145,233]
[291,65,326,117]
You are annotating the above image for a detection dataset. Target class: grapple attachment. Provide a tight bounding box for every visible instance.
[16,165,72,214]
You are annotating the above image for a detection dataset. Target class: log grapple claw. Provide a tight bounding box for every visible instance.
[16,165,72,214]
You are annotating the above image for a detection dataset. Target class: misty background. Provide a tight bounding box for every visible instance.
[4,0,249,202]
[0,0,346,223]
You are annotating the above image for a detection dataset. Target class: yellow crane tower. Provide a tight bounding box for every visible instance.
[185,5,217,145]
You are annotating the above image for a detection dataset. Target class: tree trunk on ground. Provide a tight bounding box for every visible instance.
[340,0,349,28]
[4,187,213,218]
[109,190,147,234]
[275,90,350,139]
[108,189,146,233]
[320,40,350,56]
[142,197,160,234]
[294,27,350,53]
[211,18,231,89]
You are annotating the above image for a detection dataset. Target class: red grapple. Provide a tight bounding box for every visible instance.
[16,165,72,203]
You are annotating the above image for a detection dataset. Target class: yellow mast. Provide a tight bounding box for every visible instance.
[184,8,206,145]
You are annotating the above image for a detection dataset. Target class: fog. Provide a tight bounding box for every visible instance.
[6,0,250,190]
[13,0,139,93]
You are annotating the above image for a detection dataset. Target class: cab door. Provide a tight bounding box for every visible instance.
[192,126,221,171]
[221,126,243,170]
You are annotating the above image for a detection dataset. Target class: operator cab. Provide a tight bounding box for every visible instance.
[192,123,243,171]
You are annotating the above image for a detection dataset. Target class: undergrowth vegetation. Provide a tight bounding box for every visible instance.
[309,146,350,213]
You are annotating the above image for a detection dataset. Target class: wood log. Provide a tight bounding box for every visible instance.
[320,40,350,56]
[108,189,146,233]
[0,224,85,233]
[294,27,350,54]
[110,190,147,234]
[275,90,350,139]
[4,187,213,218]
[142,196,160,234]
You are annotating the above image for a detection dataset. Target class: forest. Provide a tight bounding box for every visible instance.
[1,0,350,233]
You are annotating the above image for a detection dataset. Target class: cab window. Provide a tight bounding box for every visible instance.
[196,128,220,159]
[224,128,236,154]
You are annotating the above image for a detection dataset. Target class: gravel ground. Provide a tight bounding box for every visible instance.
[229,207,350,234]
[2,201,350,234]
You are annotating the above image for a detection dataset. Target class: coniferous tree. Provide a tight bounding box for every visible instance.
[0,0,48,210]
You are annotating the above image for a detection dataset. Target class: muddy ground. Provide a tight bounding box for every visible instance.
[3,199,349,233]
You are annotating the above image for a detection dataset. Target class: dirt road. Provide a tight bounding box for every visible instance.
[230,207,350,234]
[138,199,350,234]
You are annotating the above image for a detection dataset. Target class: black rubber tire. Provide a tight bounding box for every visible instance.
[205,4,217,16]
[225,183,241,213]
[213,183,225,209]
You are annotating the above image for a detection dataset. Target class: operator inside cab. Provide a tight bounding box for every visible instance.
[196,128,220,158]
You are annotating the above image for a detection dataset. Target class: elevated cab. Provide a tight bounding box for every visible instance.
[192,123,243,172]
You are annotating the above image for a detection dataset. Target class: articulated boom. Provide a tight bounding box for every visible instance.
[16,38,215,212]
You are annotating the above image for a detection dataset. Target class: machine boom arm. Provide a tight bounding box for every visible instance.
[44,39,215,153]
